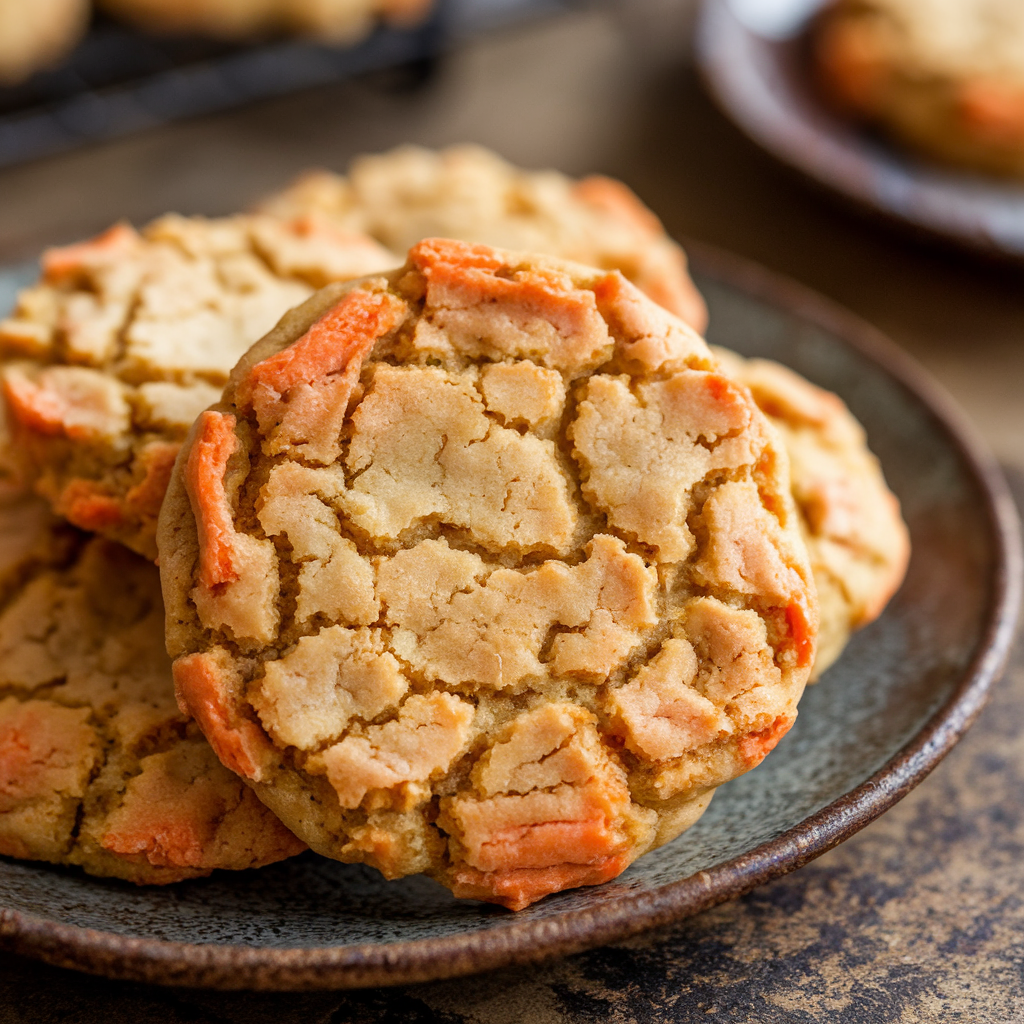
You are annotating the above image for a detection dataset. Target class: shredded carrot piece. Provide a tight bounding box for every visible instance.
[409,237,600,337]
[452,853,629,911]
[184,411,239,590]
[239,287,406,413]
[57,480,124,531]
[2,374,68,436]
[125,442,180,519]
[739,714,795,769]
[786,598,816,669]
[41,223,137,279]
[173,653,266,782]
[473,817,616,873]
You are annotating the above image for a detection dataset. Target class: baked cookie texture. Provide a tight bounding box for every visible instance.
[0,213,397,560]
[814,0,1024,177]
[0,496,304,884]
[715,350,909,678]
[0,0,88,86]
[97,0,433,41]
[258,144,709,335]
[159,238,818,910]
[260,145,908,677]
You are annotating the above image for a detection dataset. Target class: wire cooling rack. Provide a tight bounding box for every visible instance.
[0,0,569,169]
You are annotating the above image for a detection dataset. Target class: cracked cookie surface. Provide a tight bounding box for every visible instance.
[0,496,304,884]
[0,213,397,559]
[159,239,818,910]
[814,0,1024,176]
[258,143,708,334]
[262,145,905,677]
[715,349,909,678]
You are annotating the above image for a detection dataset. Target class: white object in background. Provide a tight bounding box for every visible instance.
[727,0,826,39]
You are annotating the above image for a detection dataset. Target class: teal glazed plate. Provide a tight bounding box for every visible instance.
[0,246,1019,990]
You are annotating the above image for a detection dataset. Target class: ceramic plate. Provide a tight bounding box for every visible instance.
[0,246,1019,990]
[696,0,1024,260]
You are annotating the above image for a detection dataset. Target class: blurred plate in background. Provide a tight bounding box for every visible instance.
[696,0,1024,260]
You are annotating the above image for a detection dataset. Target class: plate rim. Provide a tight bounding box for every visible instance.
[694,0,1024,261]
[0,244,1019,991]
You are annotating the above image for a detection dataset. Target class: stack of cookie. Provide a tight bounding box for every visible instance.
[0,146,909,910]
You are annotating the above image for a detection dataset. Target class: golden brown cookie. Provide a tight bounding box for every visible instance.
[158,238,818,910]
[715,349,910,677]
[0,214,397,560]
[258,144,709,334]
[0,0,88,86]
[814,0,1024,177]
[0,496,304,884]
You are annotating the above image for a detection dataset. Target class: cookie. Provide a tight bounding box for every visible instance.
[0,0,88,85]
[813,0,1024,177]
[0,214,397,560]
[159,238,818,910]
[258,144,709,334]
[0,496,304,884]
[714,350,909,677]
[97,0,433,41]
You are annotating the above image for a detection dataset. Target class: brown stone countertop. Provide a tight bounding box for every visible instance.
[0,2,1022,1019]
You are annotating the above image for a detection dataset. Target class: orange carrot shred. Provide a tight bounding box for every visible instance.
[173,653,266,782]
[41,223,137,279]
[57,480,124,531]
[124,442,180,519]
[409,237,600,338]
[185,411,239,590]
[239,288,406,411]
[452,854,629,911]
[786,598,815,668]
[2,374,68,436]
[739,714,795,769]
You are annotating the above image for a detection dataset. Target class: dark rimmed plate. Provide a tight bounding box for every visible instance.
[695,0,1024,260]
[0,246,1019,990]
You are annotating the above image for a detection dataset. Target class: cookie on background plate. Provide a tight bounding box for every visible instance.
[813,0,1024,177]
[715,349,909,678]
[0,214,397,560]
[257,144,709,334]
[160,239,818,910]
[0,497,304,884]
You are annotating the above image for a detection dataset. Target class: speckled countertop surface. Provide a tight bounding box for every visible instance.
[0,2,1022,1019]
